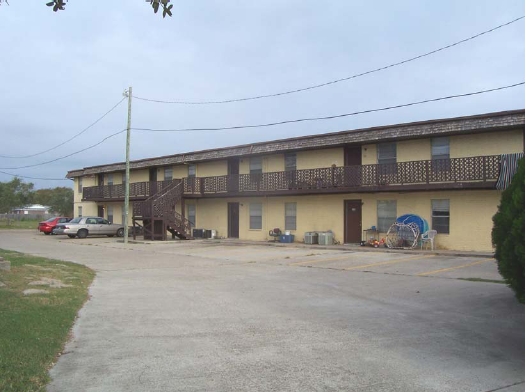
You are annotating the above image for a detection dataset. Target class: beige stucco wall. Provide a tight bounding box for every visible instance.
[451,130,524,157]
[362,144,376,165]
[74,201,98,218]
[264,154,285,173]
[130,169,149,183]
[359,129,524,165]
[190,189,500,251]
[197,161,228,177]
[297,148,343,169]
[398,139,429,162]
[74,176,96,203]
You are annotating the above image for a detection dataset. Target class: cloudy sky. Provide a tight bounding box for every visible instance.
[0,0,524,189]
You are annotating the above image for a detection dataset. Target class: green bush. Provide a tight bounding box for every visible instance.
[492,158,525,303]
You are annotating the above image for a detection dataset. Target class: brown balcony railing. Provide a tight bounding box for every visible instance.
[84,155,502,201]
[83,180,177,201]
[182,155,501,196]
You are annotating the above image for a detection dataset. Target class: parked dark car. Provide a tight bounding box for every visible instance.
[38,217,72,235]
[53,216,125,239]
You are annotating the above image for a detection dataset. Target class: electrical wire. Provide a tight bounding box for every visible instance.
[131,82,524,133]
[1,81,522,171]
[0,97,126,159]
[0,129,127,170]
[0,170,70,181]
[132,16,524,105]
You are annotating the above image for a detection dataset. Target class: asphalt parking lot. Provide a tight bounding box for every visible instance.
[0,231,524,392]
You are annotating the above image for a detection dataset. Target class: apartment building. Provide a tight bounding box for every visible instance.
[66,109,525,251]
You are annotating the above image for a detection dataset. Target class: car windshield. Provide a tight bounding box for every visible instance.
[45,217,55,222]
[69,217,82,224]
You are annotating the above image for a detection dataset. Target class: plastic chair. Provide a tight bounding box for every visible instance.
[420,230,437,250]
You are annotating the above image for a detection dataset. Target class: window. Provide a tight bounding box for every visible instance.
[285,202,297,230]
[377,200,396,232]
[249,203,262,230]
[122,172,126,185]
[250,157,263,174]
[431,137,450,172]
[107,206,114,223]
[377,143,397,165]
[431,137,450,160]
[377,143,397,176]
[187,204,196,227]
[188,164,196,178]
[284,153,296,171]
[164,167,173,181]
[78,206,82,217]
[432,199,450,234]
[78,177,83,194]
[107,174,114,186]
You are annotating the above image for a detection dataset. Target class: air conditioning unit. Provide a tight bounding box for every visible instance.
[304,232,318,245]
[318,232,334,245]
[193,229,205,238]
[203,229,218,239]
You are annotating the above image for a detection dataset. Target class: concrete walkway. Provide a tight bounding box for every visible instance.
[0,231,522,392]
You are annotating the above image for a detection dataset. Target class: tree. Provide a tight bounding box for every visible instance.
[47,187,74,216]
[492,158,525,303]
[0,178,34,224]
[34,187,73,216]
[0,0,174,18]
[34,188,54,207]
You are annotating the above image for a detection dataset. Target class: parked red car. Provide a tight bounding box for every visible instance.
[38,217,72,235]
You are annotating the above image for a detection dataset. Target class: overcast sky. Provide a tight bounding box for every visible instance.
[0,0,524,189]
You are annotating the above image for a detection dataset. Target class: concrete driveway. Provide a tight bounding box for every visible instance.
[0,231,524,392]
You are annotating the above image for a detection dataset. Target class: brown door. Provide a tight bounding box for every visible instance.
[344,200,362,243]
[149,168,158,196]
[228,202,239,238]
[228,159,240,193]
[98,205,105,218]
[344,146,362,186]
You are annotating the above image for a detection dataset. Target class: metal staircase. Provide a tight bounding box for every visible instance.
[132,181,193,240]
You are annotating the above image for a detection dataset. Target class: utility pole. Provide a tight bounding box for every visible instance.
[123,87,132,244]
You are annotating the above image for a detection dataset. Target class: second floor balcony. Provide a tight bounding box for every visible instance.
[82,155,502,201]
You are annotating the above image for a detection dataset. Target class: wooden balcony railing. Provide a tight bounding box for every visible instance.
[83,155,502,201]
[82,180,177,201]
[182,155,501,195]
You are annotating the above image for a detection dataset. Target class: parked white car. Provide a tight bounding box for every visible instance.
[53,216,125,239]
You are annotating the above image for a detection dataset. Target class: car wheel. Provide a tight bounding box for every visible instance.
[116,228,124,237]
[44,232,51,235]
[67,234,76,239]
[77,229,88,239]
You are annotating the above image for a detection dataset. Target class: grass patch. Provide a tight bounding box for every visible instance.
[0,249,94,392]
[0,219,40,230]
[457,277,506,284]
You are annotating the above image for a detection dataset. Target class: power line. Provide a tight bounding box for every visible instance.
[0,97,126,159]
[0,82,522,171]
[0,129,126,170]
[132,16,524,105]
[132,82,524,132]
[0,170,70,181]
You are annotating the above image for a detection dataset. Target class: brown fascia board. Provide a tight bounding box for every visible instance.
[66,109,525,178]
